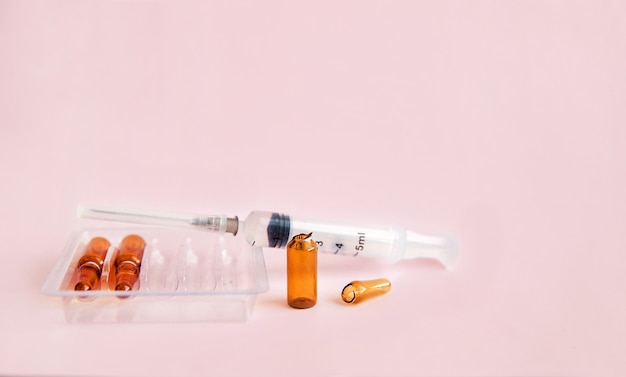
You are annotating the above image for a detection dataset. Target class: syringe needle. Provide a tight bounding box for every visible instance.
[77,204,238,234]
[87,207,191,224]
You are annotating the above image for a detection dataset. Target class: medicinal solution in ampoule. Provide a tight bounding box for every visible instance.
[287,233,317,309]
[73,236,111,292]
[111,234,146,297]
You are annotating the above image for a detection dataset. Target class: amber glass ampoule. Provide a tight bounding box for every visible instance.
[341,278,391,304]
[287,232,317,309]
[110,234,146,296]
[73,237,111,292]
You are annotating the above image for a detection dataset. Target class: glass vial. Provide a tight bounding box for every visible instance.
[73,237,111,292]
[110,234,146,297]
[287,232,317,309]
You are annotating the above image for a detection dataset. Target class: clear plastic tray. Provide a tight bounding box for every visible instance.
[42,228,269,323]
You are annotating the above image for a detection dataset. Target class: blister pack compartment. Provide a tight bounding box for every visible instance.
[42,228,269,322]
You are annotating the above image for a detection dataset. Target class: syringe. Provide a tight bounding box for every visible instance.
[77,205,458,267]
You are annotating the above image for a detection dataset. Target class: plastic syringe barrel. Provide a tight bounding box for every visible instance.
[242,211,458,267]
[77,205,457,267]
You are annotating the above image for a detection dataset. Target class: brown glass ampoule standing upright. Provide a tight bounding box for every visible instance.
[110,234,146,297]
[287,233,317,309]
[73,237,111,292]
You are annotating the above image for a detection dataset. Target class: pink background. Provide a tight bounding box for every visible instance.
[1,1,625,376]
